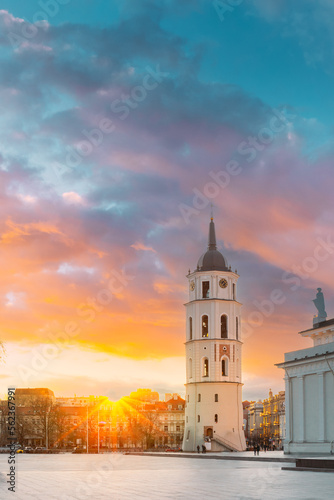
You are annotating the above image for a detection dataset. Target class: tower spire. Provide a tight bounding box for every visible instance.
[208,216,217,250]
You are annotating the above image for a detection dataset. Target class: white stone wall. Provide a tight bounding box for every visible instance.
[279,342,334,454]
[183,382,245,452]
[188,270,239,303]
[185,340,242,383]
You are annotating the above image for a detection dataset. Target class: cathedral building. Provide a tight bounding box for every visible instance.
[182,218,246,452]
[277,289,334,454]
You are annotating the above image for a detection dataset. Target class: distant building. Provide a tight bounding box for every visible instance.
[261,390,285,449]
[155,395,185,448]
[247,400,263,444]
[242,401,251,438]
[10,388,55,447]
[243,391,285,449]
[0,388,184,450]
[129,388,160,403]
[56,396,92,406]
[16,388,55,406]
[277,290,334,454]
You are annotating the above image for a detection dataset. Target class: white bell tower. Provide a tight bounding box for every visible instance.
[182,217,246,452]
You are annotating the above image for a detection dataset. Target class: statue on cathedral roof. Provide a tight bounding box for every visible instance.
[312,288,327,325]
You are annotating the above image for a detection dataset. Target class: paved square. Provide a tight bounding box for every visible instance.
[0,452,333,499]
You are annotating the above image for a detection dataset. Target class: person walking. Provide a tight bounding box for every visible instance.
[197,445,200,454]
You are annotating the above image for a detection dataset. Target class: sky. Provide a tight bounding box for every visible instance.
[0,0,334,402]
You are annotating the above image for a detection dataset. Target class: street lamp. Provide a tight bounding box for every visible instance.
[86,405,89,454]
[98,420,106,454]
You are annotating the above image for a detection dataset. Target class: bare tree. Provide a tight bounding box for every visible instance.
[28,396,53,447]
[48,404,70,448]
[140,411,162,449]
[14,410,34,446]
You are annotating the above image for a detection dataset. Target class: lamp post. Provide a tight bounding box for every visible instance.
[98,420,107,453]
[98,409,99,454]
[86,405,89,454]
[46,413,49,449]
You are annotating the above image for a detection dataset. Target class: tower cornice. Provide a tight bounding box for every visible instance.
[184,298,243,307]
[185,339,243,345]
[186,270,239,279]
[185,381,244,386]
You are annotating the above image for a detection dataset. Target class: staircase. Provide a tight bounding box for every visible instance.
[212,434,239,452]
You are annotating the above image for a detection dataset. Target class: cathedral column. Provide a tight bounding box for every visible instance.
[297,376,305,442]
[284,376,291,442]
[318,372,325,442]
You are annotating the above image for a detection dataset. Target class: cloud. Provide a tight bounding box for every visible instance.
[0,4,333,398]
[131,242,156,252]
[62,191,86,205]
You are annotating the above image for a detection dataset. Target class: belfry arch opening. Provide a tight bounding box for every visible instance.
[221,314,228,338]
[221,357,228,377]
[202,315,209,337]
[203,358,209,377]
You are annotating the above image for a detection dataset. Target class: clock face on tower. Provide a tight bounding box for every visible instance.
[189,281,195,291]
[219,278,228,288]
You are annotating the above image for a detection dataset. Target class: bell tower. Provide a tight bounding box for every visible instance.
[182,217,246,452]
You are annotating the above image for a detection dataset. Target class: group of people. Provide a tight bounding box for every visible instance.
[195,442,276,455]
[253,443,276,455]
[253,444,260,455]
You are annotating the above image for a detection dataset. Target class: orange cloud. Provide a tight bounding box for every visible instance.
[131,242,156,252]
[1,219,63,244]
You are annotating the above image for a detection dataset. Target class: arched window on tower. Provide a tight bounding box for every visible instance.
[221,358,228,376]
[202,281,210,298]
[236,317,239,340]
[203,358,209,377]
[202,315,209,337]
[189,317,193,340]
[221,315,228,339]
[233,283,236,300]
[189,358,192,379]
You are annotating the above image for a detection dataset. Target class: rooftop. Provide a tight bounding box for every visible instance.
[276,342,334,367]
[299,316,334,334]
[196,218,229,272]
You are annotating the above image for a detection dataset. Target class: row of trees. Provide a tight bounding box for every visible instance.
[0,396,167,449]
[0,396,74,448]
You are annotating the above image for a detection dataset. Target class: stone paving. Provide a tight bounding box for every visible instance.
[0,452,333,500]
